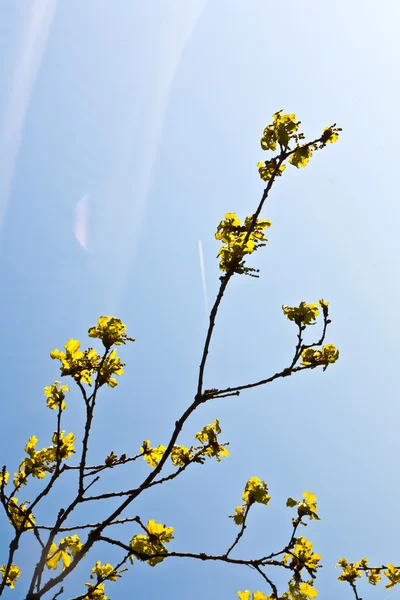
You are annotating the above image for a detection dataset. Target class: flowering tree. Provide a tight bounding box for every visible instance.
[1,111,394,600]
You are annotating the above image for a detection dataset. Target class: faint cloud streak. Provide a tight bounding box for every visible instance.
[198,240,209,318]
[0,0,57,228]
[94,1,208,313]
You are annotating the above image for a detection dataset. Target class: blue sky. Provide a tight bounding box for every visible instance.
[0,1,399,599]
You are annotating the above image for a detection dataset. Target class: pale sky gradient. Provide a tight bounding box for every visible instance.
[0,2,399,599]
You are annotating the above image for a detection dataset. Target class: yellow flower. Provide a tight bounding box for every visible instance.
[257,160,286,181]
[98,349,125,388]
[13,431,76,490]
[195,419,230,462]
[50,339,101,385]
[44,382,70,411]
[301,491,319,518]
[282,302,320,326]
[322,126,339,144]
[283,537,321,575]
[0,564,21,589]
[88,316,134,349]
[283,581,318,599]
[319,299,329,310]
[52,431,76,460]
[301,344,339,371]
[238,592,272,600]
[140,441,166,468]
[287,491,320,521]
[260,110,300,152]
[258,112,340,180]
[336,557,363,584]
[289,146,313,168]
[229,505,246,526]
[0,470,9,486]
[46,535,83,571]
[171,445,193,467]
[82,583,107,599]
[8,498,35,530]
[91,562,119,581]
[366,568,382,585]
[384,563,400,589]
[215,213,271,276]
[130,520,174,567]
[242,477,270,506]
[147,519,175,543]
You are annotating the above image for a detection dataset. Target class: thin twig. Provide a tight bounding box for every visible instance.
[35,516,142,532]
[225,504,251,557]
[253,564,279,599]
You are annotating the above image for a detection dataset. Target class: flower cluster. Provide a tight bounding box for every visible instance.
[50,340,101,385]
[46,534,83,571]
[260,110,301,152]
[43,381,70,411]
[257,110,341,180]
[238,592,274,600]
[7,497,35,530]
[88,316,135,349]
[286,491,320,522]
[193,418,230,462]
[257,159,286,181]
[141,419,229,469]
[283,536,322,577]
[230,477,270,526]
[215,212,271,276]
[98,350,125,388]
[13,432,75,490]
[130,520,174,567]
[0,470,9,486]
[239,582,318,600]
[301,344,339,371]
[50,340,125,388]
[282,301,323,326]
[282,580,318,599]
[336,557,399,588]
[0,564,21,589]
[140,441,166,468]
[82,561,123,600]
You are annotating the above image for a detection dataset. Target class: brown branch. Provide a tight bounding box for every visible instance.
[22,153,293,599]
[35,516,142,532]
[225,504,251,557]
[98,535,293,571]
[50,587,64,600]
[83,453,141,478]
[80,445,225,503]
[349,582,361,600]
[195,156,286,403]
[55,404,63,469]
[78,350,109,496]
[0,537,20,596]
[208,365,308,399]
[252,564,279,599]
[22,131,334,599]
[208,302,331,401]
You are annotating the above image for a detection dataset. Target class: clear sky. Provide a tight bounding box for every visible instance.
[0,1,399,599]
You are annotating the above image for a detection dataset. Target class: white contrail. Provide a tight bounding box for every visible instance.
[92,1,209,314]
[198,240,209,318]
[0,0,57,228]
[74,194,89,250]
